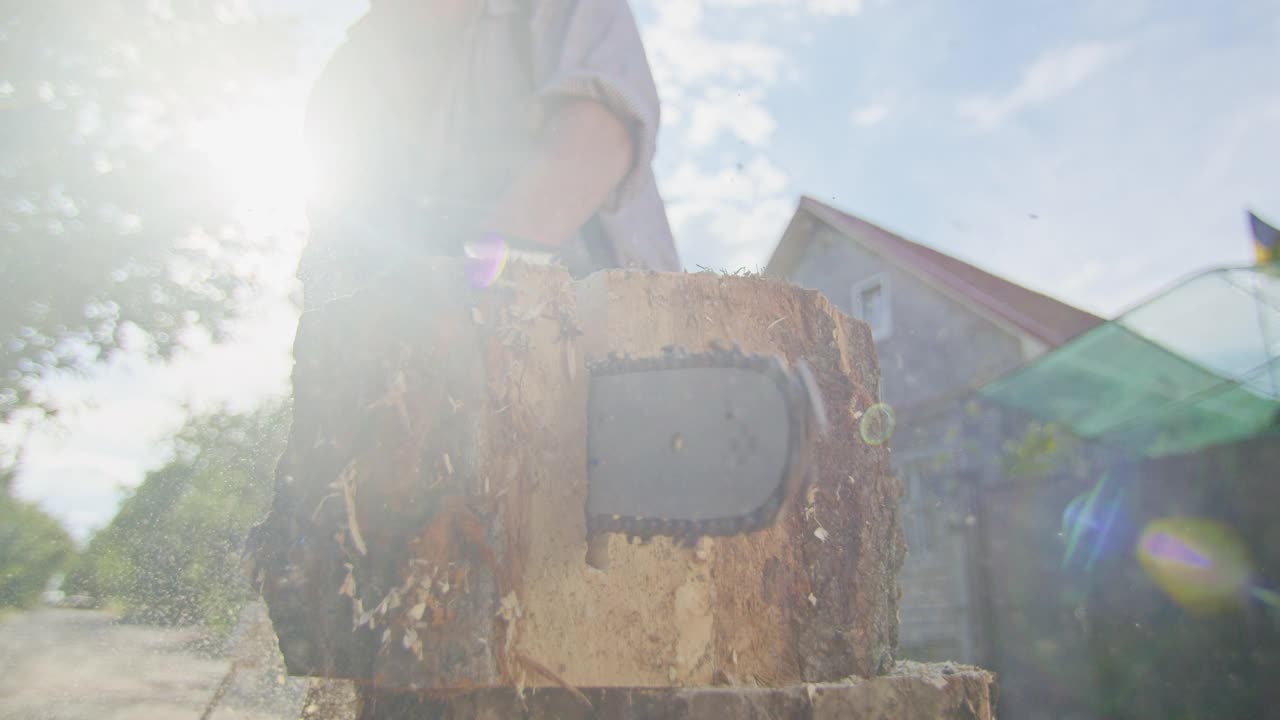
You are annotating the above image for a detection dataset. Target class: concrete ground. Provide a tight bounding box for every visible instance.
[0,607,995,719]
[0,605,310,720]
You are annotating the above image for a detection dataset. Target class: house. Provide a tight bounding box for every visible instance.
[766,197,1280,719]
[765,196,1109,707]
[766,197,1101,411]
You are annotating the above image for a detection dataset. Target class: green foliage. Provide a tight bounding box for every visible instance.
[0,464,76,608]
[0,1,296,422]
[1001,421,1072,481]
[66,403,289,631]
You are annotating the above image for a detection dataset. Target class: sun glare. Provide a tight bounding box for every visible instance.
[190,107,313,221]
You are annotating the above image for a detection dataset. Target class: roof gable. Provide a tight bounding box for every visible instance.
[767,196,1103,347]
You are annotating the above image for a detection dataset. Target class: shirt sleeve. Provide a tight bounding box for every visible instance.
[528,0,661,204]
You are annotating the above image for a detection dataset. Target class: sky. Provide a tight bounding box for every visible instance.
[10,0,1280,540]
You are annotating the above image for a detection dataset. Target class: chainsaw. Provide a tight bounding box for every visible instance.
[585,342,827,545]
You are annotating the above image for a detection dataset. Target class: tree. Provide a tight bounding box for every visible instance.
[0,461,76,608]
[66,402,289,630]
[0,0,296,423]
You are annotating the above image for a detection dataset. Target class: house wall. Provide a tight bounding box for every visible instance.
[944,428,1280,719]
[779,211,1279,719]
[891,399,1117,720]
[1083,433,1280,719]
[788,219,1033,669]
[789,223,1028,411]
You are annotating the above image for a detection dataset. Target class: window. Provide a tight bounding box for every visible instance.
[901,466,934,556]
[852,274,892,341]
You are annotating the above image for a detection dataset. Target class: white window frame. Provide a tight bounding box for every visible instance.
[902,465,933,557]
[851,273,893,342]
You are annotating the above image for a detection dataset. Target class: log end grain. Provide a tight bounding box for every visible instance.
[250,263,906,690]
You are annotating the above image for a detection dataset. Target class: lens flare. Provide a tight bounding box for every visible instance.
[1061,475,1125,571]
[1253,587,1280,609]
[1137,517,1252,614]
[1143,531,1213,569]
[464,233,509,289]
[859,403,895,445]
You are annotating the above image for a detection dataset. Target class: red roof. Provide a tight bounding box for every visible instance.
[768,196,1103,347]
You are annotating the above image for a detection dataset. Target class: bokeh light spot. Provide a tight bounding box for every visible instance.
[1142,531,1213,569]
[1137,517,1252,615]
[859,403,895,445]
[464,233,509,289]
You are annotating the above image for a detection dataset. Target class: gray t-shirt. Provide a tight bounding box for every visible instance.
[300,0,679,305]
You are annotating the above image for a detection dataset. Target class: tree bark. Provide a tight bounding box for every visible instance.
[245,261,906,697]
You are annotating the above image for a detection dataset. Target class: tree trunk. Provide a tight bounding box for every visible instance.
[245,260,906,697]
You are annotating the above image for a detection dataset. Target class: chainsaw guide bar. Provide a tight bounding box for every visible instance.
[585,343,825,546]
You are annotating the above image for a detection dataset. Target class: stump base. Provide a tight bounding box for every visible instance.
[353,663,996,719]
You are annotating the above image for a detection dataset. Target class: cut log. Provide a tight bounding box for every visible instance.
[352,662,997,720]
[244,260,905,693]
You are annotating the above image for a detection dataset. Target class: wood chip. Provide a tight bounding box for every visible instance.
[339,461,367,556]
[519,302,547,321]
[350,598,364,631]
[375,588,400,615]
[311,492,340,523]
[516,652,593,711]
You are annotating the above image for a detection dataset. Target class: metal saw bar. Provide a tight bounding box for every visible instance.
[585,344,824,546]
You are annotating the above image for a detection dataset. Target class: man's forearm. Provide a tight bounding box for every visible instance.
[482,99,635,249]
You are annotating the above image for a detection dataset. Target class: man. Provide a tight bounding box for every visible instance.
[299,0,679,310]
[289,3,677,716]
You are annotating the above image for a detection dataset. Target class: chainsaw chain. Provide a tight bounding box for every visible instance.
[585,342,819,547]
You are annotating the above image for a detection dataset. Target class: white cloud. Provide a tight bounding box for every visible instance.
[638,0,801,268]
[923,17,1280,316]
[666,156,790,208]
[13,287,297,538]
[664,156,795,269]
[642,4,785,154]
[805,0,864,16]
[850,102,891,127]
[703,0,864,15]
[957,43,1119,130]
[687,87,778,147]
[637,0,859,269]
[644,3,784,85]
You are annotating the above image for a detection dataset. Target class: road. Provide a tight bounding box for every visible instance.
[0,605,312,720]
